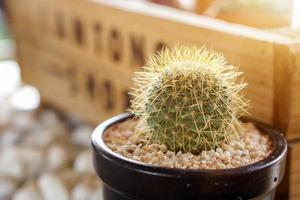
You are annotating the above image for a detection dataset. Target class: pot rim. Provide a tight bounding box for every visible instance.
[91,112,287,175]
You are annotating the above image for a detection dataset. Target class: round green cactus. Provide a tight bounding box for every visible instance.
[130,46,247,154]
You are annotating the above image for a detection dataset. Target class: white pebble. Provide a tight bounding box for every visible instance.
[23,127,57,148]
[216,163,226,169]
[0,99,13,126]
[74,150,94,174]
[46,145,71,171]
[207,150,215,156]
[0,148,25,179]
[226,146,235,155]
[37,173,69,200]
[242,150,249,156]
[39,110,67,135]
[11,112,36,131]
[19,148,44,177]
[235,150,243,157]
[0,129,21,148]
[221,151,231,162]
[71,183,93,200]
[235,142,245,149]
[232,160,241,167]
[214,152,220,157]
[0,178,17,200]
[216,148,223,154]
[224,151,231,157]
[39,110,61,128]
[72,125,93,148]
[13,184,43,200]
[245,138,252,145]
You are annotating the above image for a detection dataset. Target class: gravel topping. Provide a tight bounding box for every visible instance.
[104,120,272,170]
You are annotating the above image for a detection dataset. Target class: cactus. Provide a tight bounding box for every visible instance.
[130,46,247,154]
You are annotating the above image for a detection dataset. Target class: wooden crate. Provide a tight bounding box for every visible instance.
[5,0,300,140]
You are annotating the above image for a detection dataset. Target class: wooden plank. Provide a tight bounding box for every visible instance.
[273,44,293,135]
[277,140,300,199]
[290,173,300,198]
[289,140,300,174]
[290,196,300,200]
[287,140,300,199]
[268,27,300,140]
[214,8,291,29]
[286,44,300,140]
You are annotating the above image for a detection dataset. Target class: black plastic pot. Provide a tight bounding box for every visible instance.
[92,112,287,200]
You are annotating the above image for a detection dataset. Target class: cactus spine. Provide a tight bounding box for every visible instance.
[130,46,247,154]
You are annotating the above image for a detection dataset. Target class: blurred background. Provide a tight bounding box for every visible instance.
[0,0,299,199]
[0,5,101,199]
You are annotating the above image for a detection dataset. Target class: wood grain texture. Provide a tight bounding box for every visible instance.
[286,44,300,140]
[281,140,300,199]
[289,140,300,174]
[290,196,300,200]
[290,172,300,199]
